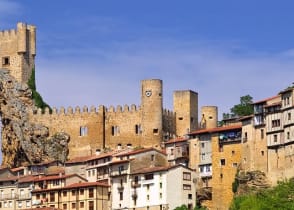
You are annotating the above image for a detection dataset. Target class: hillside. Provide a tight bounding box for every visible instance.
[230,178,294,210]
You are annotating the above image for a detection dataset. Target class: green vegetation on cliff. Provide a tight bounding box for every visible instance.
[230,179,294,210]
[28,68,51,111]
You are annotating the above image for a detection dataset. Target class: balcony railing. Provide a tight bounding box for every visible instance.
[131,182,141,188]
[110,170,128,177]
[0,193,31,200]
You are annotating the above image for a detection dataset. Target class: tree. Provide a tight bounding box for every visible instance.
[230,95,253,117]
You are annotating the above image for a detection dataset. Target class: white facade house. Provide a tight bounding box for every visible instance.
[111,164,197,210]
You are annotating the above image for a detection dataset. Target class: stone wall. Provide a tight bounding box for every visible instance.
[0,22,35,83]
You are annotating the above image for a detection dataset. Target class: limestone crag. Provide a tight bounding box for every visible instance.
[0,69,69,167]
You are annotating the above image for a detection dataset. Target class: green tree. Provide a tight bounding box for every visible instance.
[174,205,188,210]
[230,95,253,117]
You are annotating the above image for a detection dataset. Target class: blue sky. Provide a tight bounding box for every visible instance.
[1,0,294,118]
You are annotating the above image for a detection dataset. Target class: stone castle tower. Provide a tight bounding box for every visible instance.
[0,23,199,159]
[0,22,36,83]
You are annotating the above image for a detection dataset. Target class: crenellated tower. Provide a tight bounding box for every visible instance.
[0,22,36,83]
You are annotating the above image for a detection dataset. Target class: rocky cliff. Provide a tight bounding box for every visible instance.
[0,70,69,167]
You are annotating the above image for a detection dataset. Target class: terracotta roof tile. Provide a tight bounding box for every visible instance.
[164,137,188,145]
[253,95,279,104]
[189,124,242,135]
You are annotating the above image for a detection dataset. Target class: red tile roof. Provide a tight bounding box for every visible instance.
[18,174,86,183]
[253,95,279,104]
[32,181,109,193]
[23,207,61,210]
[189,124,242,135]
[114,147,166,157]
[164,137,188,145]
[131,164,194,175]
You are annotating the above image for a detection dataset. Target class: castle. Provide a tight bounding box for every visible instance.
[0,23,199,159]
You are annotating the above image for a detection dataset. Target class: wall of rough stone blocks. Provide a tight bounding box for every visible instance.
[211,133,241,210]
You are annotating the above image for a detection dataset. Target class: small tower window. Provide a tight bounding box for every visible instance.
[2,57,10,66]
[79,126,88,136]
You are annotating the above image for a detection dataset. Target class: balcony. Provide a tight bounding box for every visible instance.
[131,192,137,200]
[131,181,141,188]
[0,193,18,200]
[219,132,241,144]
[117,185,124,191]
[110,170,128,177]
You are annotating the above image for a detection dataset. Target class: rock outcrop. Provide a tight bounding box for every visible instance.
[0,70,69,167]
[235,170,271,195]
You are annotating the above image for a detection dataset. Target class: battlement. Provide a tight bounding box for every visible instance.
[0,29,17,38]
[31,104,141,116]
[163,108,176,118]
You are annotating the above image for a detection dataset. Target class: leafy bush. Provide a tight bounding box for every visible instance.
[230,179,294,210]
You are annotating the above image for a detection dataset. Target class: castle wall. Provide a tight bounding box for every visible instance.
[0,23,35,83]
[29,106,105,159]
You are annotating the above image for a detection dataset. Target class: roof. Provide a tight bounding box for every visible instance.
[109,159,134,165]
[66,150,117,164]
[253,95,279,104]
[264,101,282,108]
[32,181,109,193]
[0,176,18,182]
[164,137,189,145]
[23,207,61,210]
[131,164,194,175]
[18,174,86,183]
[189,124,242,135]
[113,147,166,157]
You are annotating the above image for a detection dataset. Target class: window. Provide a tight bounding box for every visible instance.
[135,124,142,134]
[72,190,76,196]
[147,194,150,200]
[220,173,223,179]
[72,203,76,209]
[201,142,205,148]
[118,165,124,174]
[178,117,183,120]
[160,182,162,189]
[201,153,205,160]
[151,154,155,161]
[274,134,278,142]
[171,148,174,155]
[183,172,191,180]
[50,192,55,202]
[232,150,235,155]
[26,201,30,207]
[80,126,88,136]
[18,201,22,208]
[63,203,67,209]
[2,57,10,66]
[89,188,94,198]
[146,184,150,191]
[272,120,280,128]
[36,194,41,199]
[219,144,223,152]
[80,202,84,208]
[53,180,60,186]
[232,163,238,168]
[261,151,264,156]
[159,193,162,199]
[89,201,94,210]
[9,201,12,207]
[88,170,91,177]
[188,194,192,199]
[80,189,84,195]
[288,113,292,121]
[119,192,123,200]
[220,159,226,166]
[111,126,119,136]
[183,184,191,190]
[261,129,264,139]
[287,132,290,140]
[153,128,159,134]
[145,174,154,180]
